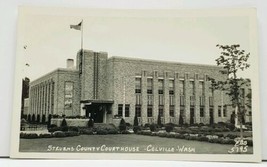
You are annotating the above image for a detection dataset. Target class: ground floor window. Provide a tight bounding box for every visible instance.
[169,105,174,117]
[200,107,204,117]
[223,105,227,117]
[147,105,153,117]
[125,104,130,117]
[218,106,222,117]
[159,105,164,117]
[135,105,141,117]
[118,104,123,117]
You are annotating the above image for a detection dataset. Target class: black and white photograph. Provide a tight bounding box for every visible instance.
[10,7,261,162]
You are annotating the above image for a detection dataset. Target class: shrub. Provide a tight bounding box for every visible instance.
[174,133,185,139]
[141,131,152,136]
[246,139,253,146]
[133,126,141,133]
[220,138,235,145]
[68,126,79,132]
[96,129,108,135]
[144,123,150,128]
[198,136,209,142]
[226,134,238,139]
[20,133,39,139]
[39,133,52,138]
[27,114,32,122]
[107,129,118,134]
[158,132,167,137]
[166,133,175,138]
[37,114,41,123]
[119,118,127,131]
[216,133,224,138]
[226,123,235,131]
[149,124,157,132]
[65,131,79,137]
[61,118,67,127]
[179,115,184,126]
[165,125,174,132]
[53,131,66,138]
[208,138,220,143]
[88,118,94,128]
[80,128,94,135]
[32,114,36,123]
[121,130,131,134]
[42,114,46,123]
[47,114,52,128]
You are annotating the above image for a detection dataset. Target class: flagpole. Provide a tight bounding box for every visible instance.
[81,19,83,51]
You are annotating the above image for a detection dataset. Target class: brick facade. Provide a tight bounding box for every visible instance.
[28,49,252,125]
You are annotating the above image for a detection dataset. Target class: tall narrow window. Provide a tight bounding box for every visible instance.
[125,104,130,117]
[189,81,195,95]
[169,95,174,106]
[200,107,204,117]
[147,78,153,94]
[158,79,164,94]
[136,94,141,105]
[147,106,153,117]
[135,78,141,93]
[199,81,204,95]
[169,80,174,95]
[159,106,164,117]
[223,105,227,117]
[218,106,222,117]
[179,80,184,95]
[159,95,164,105]
[64,82,73,109]
[118,104,123,117]
[169,105,174,117]
[147,95,153,105]
[135,105,141,117]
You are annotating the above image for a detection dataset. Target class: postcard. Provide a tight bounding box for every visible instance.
[10,6,261,162]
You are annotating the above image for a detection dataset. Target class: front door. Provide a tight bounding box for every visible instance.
[85,104,104,123]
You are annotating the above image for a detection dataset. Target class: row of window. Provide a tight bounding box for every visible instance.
[135,78,213,96]
[136,94,213,106]
[117,104,227,118]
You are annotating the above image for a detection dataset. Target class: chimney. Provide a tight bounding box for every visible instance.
[66,59,74,69]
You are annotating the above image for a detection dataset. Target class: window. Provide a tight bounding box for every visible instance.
[169,105,174,117]
[118,104,123,117]
[189,81,195,94]
[147,106,153,117]
[209,87,213,97]
[159,95,164,105]
[147,78,153,94]
[64,82,73,109]
[199,96,205,106]
[190,96,195,106]
[199,81,204,95]
[179,80,184,95]
[200,107,204,117]
[223,105,227,117]
[135,78,141,93]
[159,106,164,117]
[169,95,174,106]
[180,95,185,106]
[169,80,174,94]
[158,79,164,94]
[136,94,141,105]
[218,106,221,117]
[209,97,213,106]
[135,105,141,117]
[125,104,130,117]
[148,95,153,105]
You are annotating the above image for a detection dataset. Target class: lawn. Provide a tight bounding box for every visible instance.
[19,134,253,154]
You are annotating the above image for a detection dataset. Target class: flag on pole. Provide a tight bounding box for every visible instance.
[70,21,82,30]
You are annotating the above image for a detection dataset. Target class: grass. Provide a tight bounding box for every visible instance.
[19,134,253,154]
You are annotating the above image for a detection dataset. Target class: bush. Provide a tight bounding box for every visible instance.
[157,114,162,127]
[179,115,184,126]
[246,139,253,146]
[133,126,141,133]
[39,133,52,138]
[226,123,235,131]
[68,126,79,132]
[119,118,127,131]
[158,132,167,137]
[88,118,94,128]
[47,114,52,128]
[20,133,39,139]
[96,129,108,135]
[53,131,66,138]
[65,131,79,137]
[107,129,118,134]
[197,136,209,142]
[37,114,41,123]
[80,128,94,135]
[27,114,32,122]
[149,124,157,132]
[174,133,185,139]
[208,138,220,143]
[226,134,238,139]
[61,118,67,127]
[42,114,46,123]
[165,125,174,132]
[32,114,36,123]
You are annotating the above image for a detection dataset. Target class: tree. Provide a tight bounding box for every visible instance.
[209,44,250,140]
[157,114,162,127]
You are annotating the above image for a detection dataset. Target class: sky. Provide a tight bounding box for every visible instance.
[19,8,252,81]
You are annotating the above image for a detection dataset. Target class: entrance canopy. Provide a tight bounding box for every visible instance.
[81,99,114,105]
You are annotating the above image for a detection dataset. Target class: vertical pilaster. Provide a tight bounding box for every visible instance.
[195,73,200,123]
[164,72,170,124]
[141,70,147,125]
[174,72,180,124]
[204,74,210,124]
[153,71,159,124]
[184,73,190,124]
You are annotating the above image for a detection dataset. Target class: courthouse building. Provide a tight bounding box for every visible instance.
[27,49,252,125]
